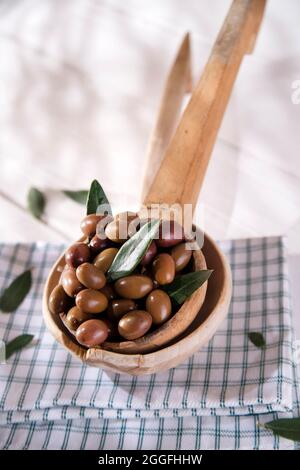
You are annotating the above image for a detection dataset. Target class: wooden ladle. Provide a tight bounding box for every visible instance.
[43,0,266,373]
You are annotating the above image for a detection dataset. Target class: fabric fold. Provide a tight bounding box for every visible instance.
[0,236,298,449]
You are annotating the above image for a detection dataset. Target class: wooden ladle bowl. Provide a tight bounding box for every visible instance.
[43,225,209,355]
[43,232,231,374]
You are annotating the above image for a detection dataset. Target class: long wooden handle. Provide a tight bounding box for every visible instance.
[141,33,192,202]
[143,0,266,212]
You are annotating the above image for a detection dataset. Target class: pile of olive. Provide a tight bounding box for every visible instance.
[48,212,194,348]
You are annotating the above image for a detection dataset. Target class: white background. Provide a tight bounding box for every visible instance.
[0,0,299,335]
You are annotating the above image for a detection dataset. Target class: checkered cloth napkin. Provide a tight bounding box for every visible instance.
[0,236,299,449]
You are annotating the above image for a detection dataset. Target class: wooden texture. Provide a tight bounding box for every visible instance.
[141,33,192,201]
[143,0,266,211]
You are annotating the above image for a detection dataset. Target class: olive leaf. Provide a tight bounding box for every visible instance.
[86,180,112,215]
[263,417,300,442]
[163,270,213,305]
[248,332,266,348]
[27,187,45,219]
[107,219,160,281]
[0,269,32,313]
[63,190,88,205]
[5,334,34,359]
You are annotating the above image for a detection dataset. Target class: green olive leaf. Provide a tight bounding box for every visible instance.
[86,180,112,215]
[263,417,300,442]
[5,334,34,359]
[27,187,45,219]
[63,190,88,205]
[163,270,213,305]
[248,332,266,348]
[0,269,32,313]
[107,219,160,281]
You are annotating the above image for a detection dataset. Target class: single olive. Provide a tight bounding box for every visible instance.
[105,212,140,243]
[118,310,152,340]
[61,266,84,297]
[107,299,137,321]
[80,214,105,238]
[76,263,106,290]
[171,242,193,272]
[65,242,90,268]
[146,290,172,325]
[114,275,153,299]
[152,253,175,285]
[94,247,118,273]
[65,306,91,331]
[157,220,184,248]
[89,234,111,254]
[75,319,109,347]
[140,241,157,267]
[100,284,116,301]
[76,289,108,313]
[49,284,71,315]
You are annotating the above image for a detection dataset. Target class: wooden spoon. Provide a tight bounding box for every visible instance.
[43,0,266,370]
[101,0,266,354]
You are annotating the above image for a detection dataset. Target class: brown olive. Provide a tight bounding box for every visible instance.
[49,284,71,315]
[152,253,175,285]
[107,299,137,321]
[80,214,105,238]
[76,289,108,313]
[76,319,109,347]
[61,266,84,297]
[140,241,157,267]
[89,234,111,254]
[65,306,91,331]
[76,263,106,290]
[118,310,152,340]
[171,242,193,272]
[114,275,153,299]
[94,247,118,273]
[146,290,172,325]
[65,242,90,268]
[100,284,116,301]
[105,212,139,243]
[157,220,184,248]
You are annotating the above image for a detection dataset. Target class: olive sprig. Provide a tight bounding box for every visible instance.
[86,179,112,216]
[163,270,213,305]
[0,270,34,359]
[248,331,266,348]
[27,187,45,220]
[107,219,160,281]
[0,269,32,313]
[63,190,89,205]
[261,417,300,442]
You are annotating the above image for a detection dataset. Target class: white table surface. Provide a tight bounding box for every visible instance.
[0,0,299,339]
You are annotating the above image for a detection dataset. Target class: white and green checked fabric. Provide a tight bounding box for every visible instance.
[0,236,299,449]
